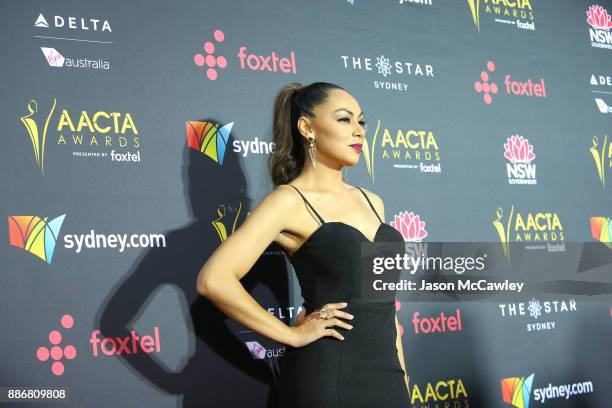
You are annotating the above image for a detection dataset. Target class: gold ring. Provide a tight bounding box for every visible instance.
[319,309,331,319]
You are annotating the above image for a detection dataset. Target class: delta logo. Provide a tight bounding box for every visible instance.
[339,54,434,92]
[34,13,112,32]
[474,60,547,105]
[498,298,577,332]
[390,210,429,242]
[501,373,595,406]
[590,74,612,112]
[500,373,534,408]
[589,133,611,188]
[410,378,469,406]
[504,134,537,185]
[8,214,66,264]
[19,98,141,174]
[586,5,612,50]
[245,341,285,359]
[361,120,442,181]
[40,47,110,70]
[467,0,535,33]
[36,313,162,377]
[590,216,612,248]
[193,28,297,81]
[492,205,565,263]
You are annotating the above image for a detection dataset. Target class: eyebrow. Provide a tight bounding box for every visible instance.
[333,108,364,117]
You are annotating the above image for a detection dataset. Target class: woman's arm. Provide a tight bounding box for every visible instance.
[196,185,300,347]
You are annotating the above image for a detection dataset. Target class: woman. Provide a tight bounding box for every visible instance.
[196,81,410,407]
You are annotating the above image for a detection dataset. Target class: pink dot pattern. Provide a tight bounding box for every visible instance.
[193,29,227,81]
[36,314,77,376]
[474,60,499,105]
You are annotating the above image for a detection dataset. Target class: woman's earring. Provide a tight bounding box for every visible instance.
[307,133,316,170]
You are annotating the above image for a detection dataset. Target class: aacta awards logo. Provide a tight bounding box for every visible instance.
[361,119,441,182]
[193,28,297,81]
[500,373,534,408]
[19,99,141,174]
[492,205,565,263]
[586,4,612,50]
[504,134,537,185]
[467,0,535,33]
[8,214,66,264]
[474,60,546,105]
[410,378,469,407]
[589,133,611,188]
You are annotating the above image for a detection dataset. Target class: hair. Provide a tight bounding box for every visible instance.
[269,81,347,187]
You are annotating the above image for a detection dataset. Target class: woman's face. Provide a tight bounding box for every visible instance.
[299,89,367,168]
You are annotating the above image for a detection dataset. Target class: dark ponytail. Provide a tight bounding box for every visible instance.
[269,81,346,187]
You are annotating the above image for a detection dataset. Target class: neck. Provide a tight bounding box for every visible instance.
[298,160,346,192]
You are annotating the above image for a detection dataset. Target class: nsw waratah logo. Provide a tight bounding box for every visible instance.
[586,5,612,49]
[185,120,233,165]
[36,314,77,376]
[473,60,547,105]
[390,211,428,242]
[504,135,537,185]
[8,214,66,264]
[500,373,534,408]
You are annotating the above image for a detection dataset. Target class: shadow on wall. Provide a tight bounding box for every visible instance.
[96,121,290,408]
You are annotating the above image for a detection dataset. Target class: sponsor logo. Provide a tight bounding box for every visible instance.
[35,314,76,376]
[501,373,595,406]
[498,298,577,332]
[245,341,285,359]
[8,215,66,264]
[504,134,537,185]
[90,327,161,357]
[411,378,469,406]
[589,134,611,188]
[590,216,612,248]
[411,309,463,334]
[19,98,141,173]
[186,121,233,165]
[474,60,546,105]
[390,211,429,242]
[492,206,565,263]
[8,214,167,264]
[193,28,297,80]
[339,55,434,92]
[40,47,110,70]
[586,5,612,49]
[467,0,535,33]
[361,120,442,181]
[500,373,534,408]
[34,13,112,32]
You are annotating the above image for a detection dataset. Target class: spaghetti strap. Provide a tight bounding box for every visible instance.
[355,186,383,223]
[287,185,326,225]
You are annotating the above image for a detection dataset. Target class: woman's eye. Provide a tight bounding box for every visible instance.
[359,121,367,126]
[339,118,350,123]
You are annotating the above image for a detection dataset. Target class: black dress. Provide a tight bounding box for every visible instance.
[277,185,409,408]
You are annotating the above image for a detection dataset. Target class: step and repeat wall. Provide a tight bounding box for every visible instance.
[1,0,611,407]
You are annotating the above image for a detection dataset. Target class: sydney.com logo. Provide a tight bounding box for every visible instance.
[8,214,166,264]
